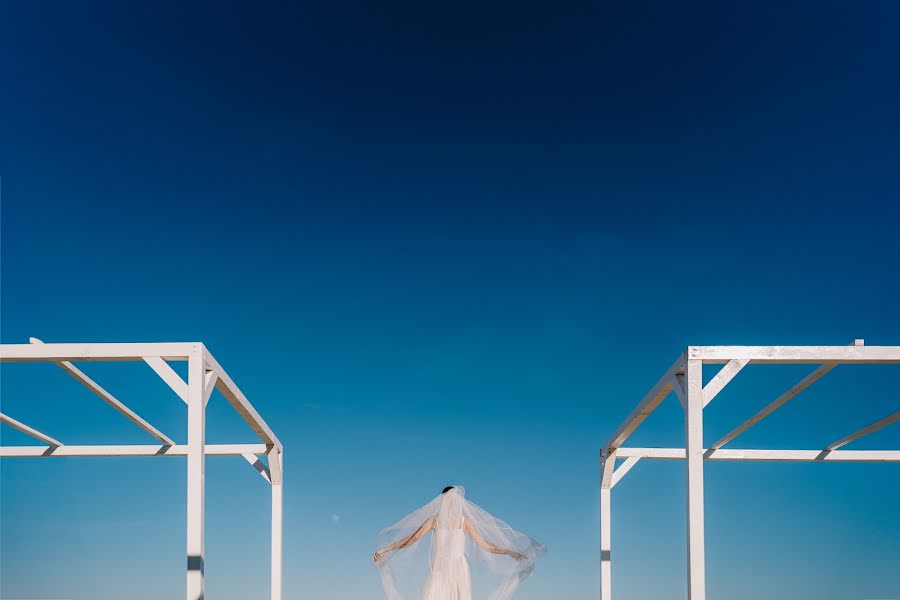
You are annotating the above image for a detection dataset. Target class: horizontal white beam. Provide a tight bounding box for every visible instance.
[615,447,900,462]
[825,410,900,451]
[0,443,269,458]
[688,345,900,364]
[711,362,836,450]
[1,342,195,362]
[604,352,685,451]
[0,413,63,446]
[204,349,282,449]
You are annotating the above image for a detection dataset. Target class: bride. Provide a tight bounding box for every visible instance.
[373,486,543,600]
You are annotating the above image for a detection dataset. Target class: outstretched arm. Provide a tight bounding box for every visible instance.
[373,516,436,562]
[463,517,526,561]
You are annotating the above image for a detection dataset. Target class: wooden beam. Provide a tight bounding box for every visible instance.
[825,410,900,451]
[688,344,900,364]
[144,356,189,404]
[684,359,706,600]
[24,345,176,445]
[204,348,282,449]
[0,443,269,458]
[710,363,836,450]
[614,447,900,462]
[242,452,272,483]
[604,352,686,452]
[672,374,686,411]
[701,359,749,407]
[0,412,63,446]
[203,370,219,406]
[610,456,641,488]
[1,342,194,362]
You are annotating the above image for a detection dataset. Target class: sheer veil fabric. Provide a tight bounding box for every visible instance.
[375,487,544,600]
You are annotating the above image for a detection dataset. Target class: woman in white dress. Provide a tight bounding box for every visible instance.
[373,486,543,600]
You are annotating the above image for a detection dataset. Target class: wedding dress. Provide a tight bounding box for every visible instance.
[375,487,543,600]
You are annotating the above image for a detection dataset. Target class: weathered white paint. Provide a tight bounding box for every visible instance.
[614,447,900,462]
[271,450,284,600]
[2,341,194,362]
[30,338,175,445]
[825,410,900,451]
[689,344,900,364]
[600,487,611,600]
[604,352,685,451]
[243,451,272,483]
[205,350,282,449]
[0,444,268,458]
[186,346,206,600]
[610,456,640,488]
[711,362,836,450]
[684,359,706,600]
[203,369,219,406]
[701,359,748,407]
[0,412,63,446]
[144,356,190,404]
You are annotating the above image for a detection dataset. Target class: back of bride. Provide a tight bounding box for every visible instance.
[374,486,544,600]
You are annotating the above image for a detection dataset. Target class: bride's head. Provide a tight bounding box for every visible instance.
[442,486,455,494]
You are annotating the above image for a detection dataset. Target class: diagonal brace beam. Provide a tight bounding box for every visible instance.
[0,412,63,446]
[702,359,749,407]
[243,452,272,483]
[144,356,189,404]
[711,362,836,450]
[30,338,175,445]
[825,410,900,451]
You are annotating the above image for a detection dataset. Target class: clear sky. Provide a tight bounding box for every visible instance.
[1,1,899,599]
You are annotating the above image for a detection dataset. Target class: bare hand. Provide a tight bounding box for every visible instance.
[373,550,385,563]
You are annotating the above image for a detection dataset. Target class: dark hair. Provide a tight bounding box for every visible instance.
[442,486,455,494]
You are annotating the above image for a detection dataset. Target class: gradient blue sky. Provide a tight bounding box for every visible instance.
[1,1,899,599]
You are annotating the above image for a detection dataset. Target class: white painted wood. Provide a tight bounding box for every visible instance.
[186,346,205,600]
[701,359,748,407]
[271,450,284,600]
[0,444,268,458]
[600,451,617,488]
[711,362,836,450]
[672,374,686,411]
[205,350,282,449]
[268,446,283,485]
[1,341,194,362]
[610,456,641,488]
[688,344,900,364]
[613,447,900,462]
[144,356,189,404]
[604,352,686,451]
[0,412,63,446]
[203,370,219,406]
[684,359,706,600]
[242,452,272,483]
[600,486,611,600]
[825,410,900,451]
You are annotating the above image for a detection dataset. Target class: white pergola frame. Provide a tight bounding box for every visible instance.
[599,341,900,600]
[0,340,284,600]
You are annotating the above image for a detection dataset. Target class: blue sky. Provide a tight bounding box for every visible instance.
[1,1,899,599]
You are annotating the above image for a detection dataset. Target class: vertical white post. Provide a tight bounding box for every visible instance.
[600,451,615,600]
[271,450,283,600]
[684,359,706,600]
[186,345,206,600]
[600,487,611,600]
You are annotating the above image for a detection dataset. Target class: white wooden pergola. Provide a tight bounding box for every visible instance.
[599,341,900,600]
[0,340,284,600]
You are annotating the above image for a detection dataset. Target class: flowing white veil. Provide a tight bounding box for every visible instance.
[375,487,544,600]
